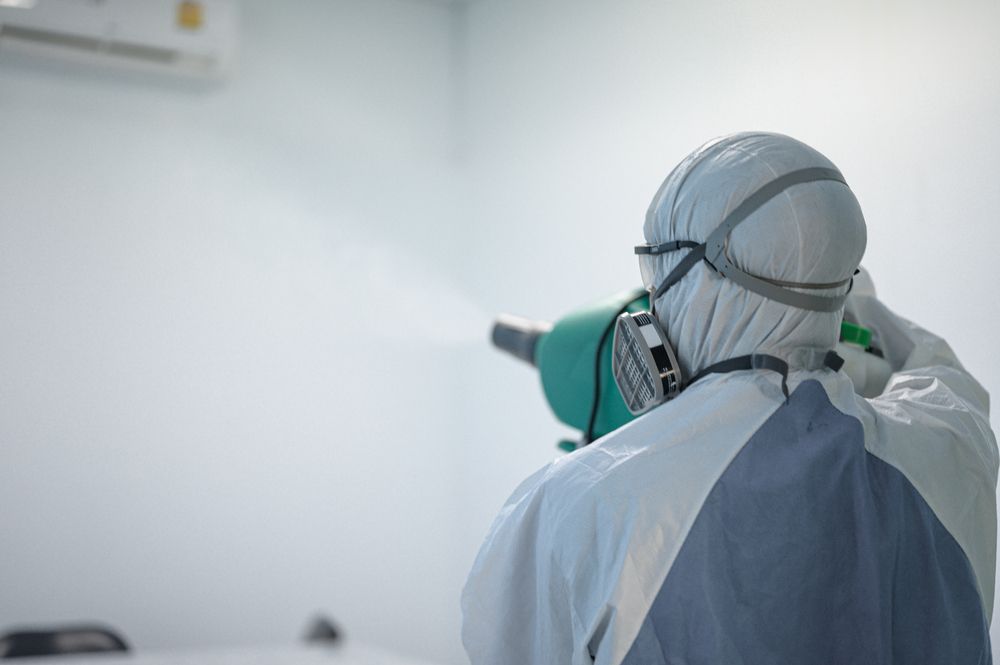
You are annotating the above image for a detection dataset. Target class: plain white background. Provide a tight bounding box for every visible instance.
[1,1,998,664]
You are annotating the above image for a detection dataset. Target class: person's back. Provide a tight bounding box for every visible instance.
[461,133,998,664]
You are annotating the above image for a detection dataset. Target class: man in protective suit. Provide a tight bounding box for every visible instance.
[462,132,998,664]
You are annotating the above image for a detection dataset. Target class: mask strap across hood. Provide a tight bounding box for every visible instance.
[686,349,845,401]
[651,167,853,312]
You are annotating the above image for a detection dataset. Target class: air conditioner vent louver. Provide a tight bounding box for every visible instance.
[2,24,185,65]
[0,0,234,79]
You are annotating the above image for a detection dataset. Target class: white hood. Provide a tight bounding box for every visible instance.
[643,132,867,379]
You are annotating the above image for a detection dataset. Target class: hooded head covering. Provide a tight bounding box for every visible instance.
[643,132,867,380]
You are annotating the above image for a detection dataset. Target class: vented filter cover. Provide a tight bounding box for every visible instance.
[612,312,682,415]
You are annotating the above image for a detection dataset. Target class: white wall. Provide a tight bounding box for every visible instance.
[456,0,1000,655]
[0,2,476,663]
[3,1,999,663]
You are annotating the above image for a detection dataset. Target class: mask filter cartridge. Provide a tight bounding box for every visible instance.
[612,311,682,415]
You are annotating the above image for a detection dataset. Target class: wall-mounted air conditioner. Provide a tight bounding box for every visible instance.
[0,0,237,79]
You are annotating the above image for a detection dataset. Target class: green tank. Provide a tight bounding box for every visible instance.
[492,288,648,451]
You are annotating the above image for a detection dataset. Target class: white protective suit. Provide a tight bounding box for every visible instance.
[462,132,998,664]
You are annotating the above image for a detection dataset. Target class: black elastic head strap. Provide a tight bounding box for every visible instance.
[647,167,855,312]
[652,243,706,302]
[687,353,790,399]
[685,349,845,402]
[703,167,852,312]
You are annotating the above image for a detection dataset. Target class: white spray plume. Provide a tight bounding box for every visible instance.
[330,241,491,346]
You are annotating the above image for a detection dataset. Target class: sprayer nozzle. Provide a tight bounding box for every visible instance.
[491,314,553,367]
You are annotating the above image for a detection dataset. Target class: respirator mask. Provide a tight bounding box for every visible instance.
[612,167,853,415]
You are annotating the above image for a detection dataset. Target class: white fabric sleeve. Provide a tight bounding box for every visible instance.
[461,464,593,665]
[846,291,999,618]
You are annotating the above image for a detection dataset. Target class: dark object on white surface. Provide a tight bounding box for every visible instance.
[0,625,129,658]
[303,615,341,645]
